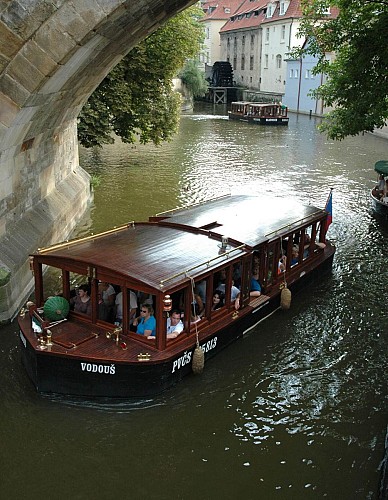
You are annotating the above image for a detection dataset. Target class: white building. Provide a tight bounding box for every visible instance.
[259,0,304,94]
[199,0,245,67]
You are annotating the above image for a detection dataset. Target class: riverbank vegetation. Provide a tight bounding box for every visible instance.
[78,6,204,148]
[297,0,388,140]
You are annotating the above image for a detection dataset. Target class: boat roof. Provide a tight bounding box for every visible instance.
[375,160,388,175]
[36,195,325,290]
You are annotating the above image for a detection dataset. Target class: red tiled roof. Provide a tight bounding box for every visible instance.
[220,0,339,32]
[261,0,339,24]
[220,0,267,32]
[200,0,245,21]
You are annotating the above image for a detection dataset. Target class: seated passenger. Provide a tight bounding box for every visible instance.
[115,289,138,326]
[216,281,240,301]
[291,246,299,266]
[195,280,207,304]
[70,284,91,315]
[98,282,116,322]
[303,233,311,258]
[250,266,261,297]
[192,293,205,317]
[191,303,202,324]
[211,290,225,310]
[278,255,286,274]
[166,309,184,339]
[132,304,156,338]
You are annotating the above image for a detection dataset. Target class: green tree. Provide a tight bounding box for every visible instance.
[297,0,388,140]
[179,59,208,97]
[78,6,204,148]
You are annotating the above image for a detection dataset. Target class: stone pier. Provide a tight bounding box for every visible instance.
[0,0,195,322]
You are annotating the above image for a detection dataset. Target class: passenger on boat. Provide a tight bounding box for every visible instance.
[278,255,286,274]
[97,292,109,321]
[216,280,240,302]
[382,193,388,203]
[233,263,242,289]
[99,282,116,307]
[192,293,205,316]
[372,186,382,199]
[132,304,156,337]
[250,267,261,297]
[70,284,92,315]
[211,290,225,310]
[195,280,207,304]
[291,246,299,266]
[378,174,385,193]
[115,289,138,326]
[303,233,311,258]
[190,303,202,323]
[166,309,184,339]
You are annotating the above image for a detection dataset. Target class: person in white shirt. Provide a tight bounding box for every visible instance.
[115,290,138,325]
[166,309,184,339]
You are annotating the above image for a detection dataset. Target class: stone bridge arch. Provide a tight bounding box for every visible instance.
[0,0,195,322]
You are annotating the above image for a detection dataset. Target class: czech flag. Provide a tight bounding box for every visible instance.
[325,189,333,230]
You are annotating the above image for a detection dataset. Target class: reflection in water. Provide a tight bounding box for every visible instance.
[1,105,388,498]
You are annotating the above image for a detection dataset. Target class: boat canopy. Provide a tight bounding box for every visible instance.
[374,160,388,175]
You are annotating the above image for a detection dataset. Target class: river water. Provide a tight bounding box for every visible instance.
[1,104,388,499]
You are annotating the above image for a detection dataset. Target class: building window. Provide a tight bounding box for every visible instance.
[264,54,268,68]
[265,27,270,43]
[241,55,245,70]
[250,55,254,70]
[206,27,210,39]
[276,54,282,69]
[305,69,310,78]
[279,1,285,14]
[242,35,245,48]
[267,5,273,17]
[250,34,255,49]
[233,57,237,70]
[295,69,299,78]
[290,69,294,78]
[281,25,286,41]
[227,37,230,47]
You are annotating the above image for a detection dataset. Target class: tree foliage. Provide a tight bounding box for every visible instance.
[179,60,208,97]
[78,6,204,148]
[297,0,388,140]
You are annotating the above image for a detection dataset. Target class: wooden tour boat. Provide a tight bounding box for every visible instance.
[18,194,335,398]
[228,101,289,125]
[371,160,388,218]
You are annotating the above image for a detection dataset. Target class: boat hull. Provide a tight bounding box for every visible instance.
[371,192,388,218]
[228,114,289,125]
[19,251,334,399]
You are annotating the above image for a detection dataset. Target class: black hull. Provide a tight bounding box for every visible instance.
[228,114,288,125]
[19,253,334,399]
[249,117,289,126]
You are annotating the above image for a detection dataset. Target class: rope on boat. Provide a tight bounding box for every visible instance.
[280,236,292,310]
[188,276,204,374]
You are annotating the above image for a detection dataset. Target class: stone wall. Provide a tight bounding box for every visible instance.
[0,0,195,322]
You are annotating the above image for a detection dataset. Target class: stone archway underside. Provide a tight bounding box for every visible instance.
[0,0,195,322]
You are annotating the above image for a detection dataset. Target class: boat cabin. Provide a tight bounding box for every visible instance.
[29,195,330,353]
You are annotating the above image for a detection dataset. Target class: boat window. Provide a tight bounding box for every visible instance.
[213,269,228,311]
[97,281,119,323]
[66,272,92,317]
[265,245,276,286]
[42,265,64,299]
